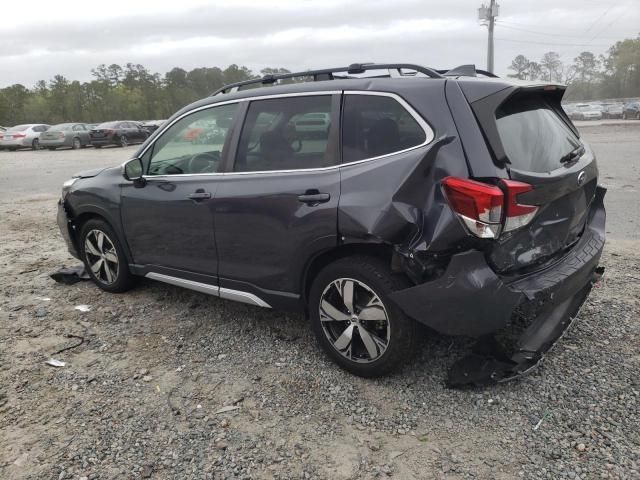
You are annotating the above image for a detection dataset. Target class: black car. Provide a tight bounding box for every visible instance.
[622,101,640,120]
[141,120,166,135]
[89,121,149,148]
[57,63,606,385]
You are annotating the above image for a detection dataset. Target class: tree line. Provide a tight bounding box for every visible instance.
[0,64,292,126]
[507,36,640,101]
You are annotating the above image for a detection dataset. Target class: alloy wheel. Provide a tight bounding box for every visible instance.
[84,229,119,285]
[319,278,390,363]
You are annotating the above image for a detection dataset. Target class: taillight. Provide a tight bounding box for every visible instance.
[442,177,538,239]
[442,177,503,238]
[501,180,539,233]
[13,133,26,139]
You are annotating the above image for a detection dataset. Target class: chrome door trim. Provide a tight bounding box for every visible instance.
[146,272,218,295]
[219,287,271,308]
[145,272,272,308]
[127,90,434,177]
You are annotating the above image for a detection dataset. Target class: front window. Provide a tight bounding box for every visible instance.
[147,103,238,175]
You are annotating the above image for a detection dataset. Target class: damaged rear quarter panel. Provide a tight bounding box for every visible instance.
[338,82,470,253]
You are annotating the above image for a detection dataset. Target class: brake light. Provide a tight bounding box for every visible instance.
[13,133,26,139]
[442,177,538,239]
[442,177,503,238]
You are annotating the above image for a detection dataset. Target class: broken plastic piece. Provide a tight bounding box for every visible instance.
[50,265,90,285]
[45,358,66,367]
[74,305,91,312]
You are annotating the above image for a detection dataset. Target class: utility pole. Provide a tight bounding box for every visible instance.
[478,1,499,73]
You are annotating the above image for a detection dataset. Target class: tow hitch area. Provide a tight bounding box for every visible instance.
[447,266,605,387]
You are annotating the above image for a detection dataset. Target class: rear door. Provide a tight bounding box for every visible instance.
[472,88,599,272]
[214,93,341,301]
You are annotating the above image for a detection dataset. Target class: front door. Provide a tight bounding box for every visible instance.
[120,103,240,279]
[215,94,341,301]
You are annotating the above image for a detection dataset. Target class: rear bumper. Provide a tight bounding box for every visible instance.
[57,201,80,259]
[1,138,30,147]
[390,186,606,385]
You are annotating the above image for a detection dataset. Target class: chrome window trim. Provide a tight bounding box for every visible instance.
[125,89,434,178]
[145,272,272,308]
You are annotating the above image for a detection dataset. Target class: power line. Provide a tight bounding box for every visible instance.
[495,21,635,40]
[585,4,615,33]
[494,37,611,47]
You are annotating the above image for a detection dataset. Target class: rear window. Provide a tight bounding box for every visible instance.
[496,94,580,173]
[8,125,30,132]
[51,123,73,131]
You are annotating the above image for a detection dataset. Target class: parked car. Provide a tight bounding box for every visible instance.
[141,120,166,135]
[40,123,92,150]
[569,104,602,121]
[89,121,149,148]
[0,126,6,145]
[0,124,50,150]
[58,63,606,384]
[601,103,624,119]
[622,101,640,120]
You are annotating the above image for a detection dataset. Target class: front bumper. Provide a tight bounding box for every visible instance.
[390,186,606,385]
[57,201,79,258]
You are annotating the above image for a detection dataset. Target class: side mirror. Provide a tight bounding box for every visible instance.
[122,157,145,185]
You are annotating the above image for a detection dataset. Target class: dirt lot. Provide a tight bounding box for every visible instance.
[0,125,639,480]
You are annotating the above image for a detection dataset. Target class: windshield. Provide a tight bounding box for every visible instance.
[496,93,580,173]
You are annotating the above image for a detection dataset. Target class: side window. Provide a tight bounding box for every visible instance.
[234,95,334,172]
[34,125,46,132]
[147,103,238,176]
[73,124,84,131]
[342,94,427,163]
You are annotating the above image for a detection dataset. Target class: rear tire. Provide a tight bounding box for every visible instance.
[48,147,57,151]
[32,139,40,150]
[79,219,135,293]
[308,256,417,377]
[72,137,81,150]
[94,145,102,149]
[636,112,640,120]
[119,135,128,147]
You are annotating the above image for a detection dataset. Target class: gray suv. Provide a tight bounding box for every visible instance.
[57,63,606,385]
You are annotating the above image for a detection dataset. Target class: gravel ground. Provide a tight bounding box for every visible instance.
[0,125,639,479]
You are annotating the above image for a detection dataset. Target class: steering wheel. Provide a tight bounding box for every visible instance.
[187,151,220,174]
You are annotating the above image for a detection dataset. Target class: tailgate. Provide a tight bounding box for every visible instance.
[470,86,599,273]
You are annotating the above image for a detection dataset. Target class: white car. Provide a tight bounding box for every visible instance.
[0,124,50,151]
[570,104,602,121]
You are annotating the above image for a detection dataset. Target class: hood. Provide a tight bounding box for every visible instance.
[72,167,108,179]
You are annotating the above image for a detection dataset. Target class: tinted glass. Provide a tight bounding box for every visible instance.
[496,94,581,173]
[234,95,334,172]
[147,103,238,175]
[342,95,426,163]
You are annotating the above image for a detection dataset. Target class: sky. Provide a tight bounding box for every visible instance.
[0,0,638,88]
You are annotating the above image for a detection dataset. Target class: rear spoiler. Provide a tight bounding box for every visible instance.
[466,84,578,167]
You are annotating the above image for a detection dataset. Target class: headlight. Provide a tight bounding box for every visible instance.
[61,178,78,201]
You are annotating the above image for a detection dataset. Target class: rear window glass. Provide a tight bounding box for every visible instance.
[8,125,29,132]
[342,94,426,163]
[496,94,581,173]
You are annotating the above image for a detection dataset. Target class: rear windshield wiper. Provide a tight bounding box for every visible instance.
[559,144,585,164]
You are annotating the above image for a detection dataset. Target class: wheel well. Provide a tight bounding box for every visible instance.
[70,212,108,246]
[302,243,394,302]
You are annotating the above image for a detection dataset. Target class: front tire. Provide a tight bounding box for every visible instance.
[79,219,135,293]
[308,256,417,377]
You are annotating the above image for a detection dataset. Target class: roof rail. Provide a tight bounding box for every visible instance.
[210,63,444,96]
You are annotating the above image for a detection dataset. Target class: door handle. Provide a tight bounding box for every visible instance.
[188,191,212,201]
[298,191,330,205]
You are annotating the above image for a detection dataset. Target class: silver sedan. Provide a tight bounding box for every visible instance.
[0,124,50,151]
[39,123,92,150]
